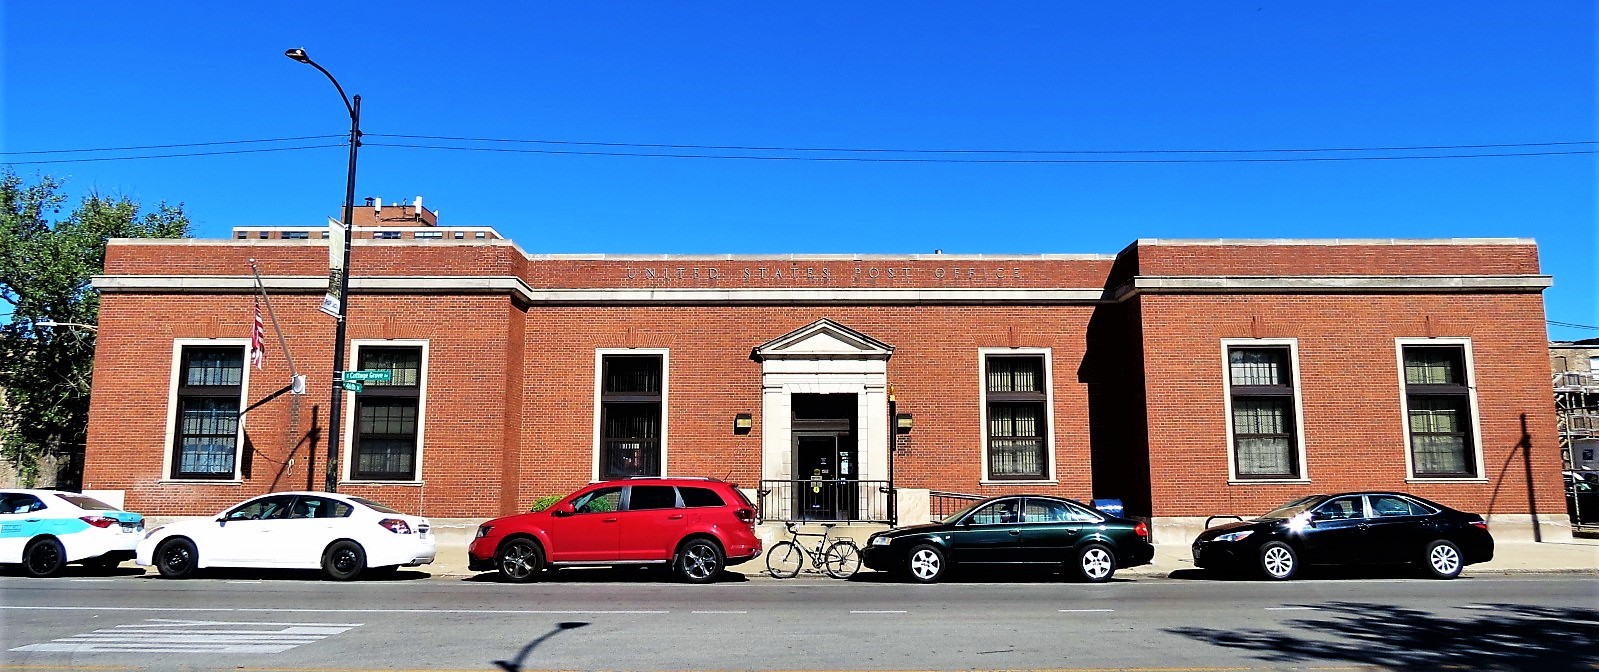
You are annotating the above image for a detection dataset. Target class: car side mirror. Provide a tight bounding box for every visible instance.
[551,504,575,517]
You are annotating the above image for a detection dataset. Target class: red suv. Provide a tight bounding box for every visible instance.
[468,477,761,583]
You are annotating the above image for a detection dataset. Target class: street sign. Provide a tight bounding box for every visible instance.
[341,381,364,392]
[342,370,392,382]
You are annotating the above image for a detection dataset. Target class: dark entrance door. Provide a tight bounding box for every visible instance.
[792,394,858,521]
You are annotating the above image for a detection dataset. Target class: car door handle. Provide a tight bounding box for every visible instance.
[1357,523,1370,531]
[667,514,684,520]
[1008,529,1021,536]
[24,519,40,523]
[603,517,619,523]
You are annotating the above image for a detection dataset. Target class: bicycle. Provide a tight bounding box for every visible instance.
[765,522,862,579]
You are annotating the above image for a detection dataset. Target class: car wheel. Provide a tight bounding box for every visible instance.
[155,538,198,579]
[321,540,366,581]
[676,538,723,584]
[1258,541,1298,580]
[1422,540,1464,579]
[1073,543,1117,583]
[22,538,66,578]
[497,538,544,583]
[765,541,802,579]
[907,544,946,584]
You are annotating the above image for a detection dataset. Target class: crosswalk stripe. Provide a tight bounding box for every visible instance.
[9,619,361,655]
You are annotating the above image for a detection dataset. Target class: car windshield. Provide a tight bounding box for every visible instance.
[57,494,121,511]
[348,497,402,515]
[1257,495,1325,520]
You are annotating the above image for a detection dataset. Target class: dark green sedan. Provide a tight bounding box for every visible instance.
[861,495,1154,583]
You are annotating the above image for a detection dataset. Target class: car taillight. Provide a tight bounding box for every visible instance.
[1470,520,1488,530]
[1134,521,1149,539]
[379,518,412,534]
[735,508,755,524]
[80,516,118,528]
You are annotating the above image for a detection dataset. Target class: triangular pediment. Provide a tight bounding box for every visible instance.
[754,319,893,361]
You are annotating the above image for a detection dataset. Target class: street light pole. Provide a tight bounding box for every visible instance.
[286,47,360,493]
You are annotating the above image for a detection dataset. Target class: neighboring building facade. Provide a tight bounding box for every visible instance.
[81,207,1570,541]
[1552,339,1599,472]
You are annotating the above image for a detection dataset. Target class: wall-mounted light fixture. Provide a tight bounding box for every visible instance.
[733,413,753,434]
[895,412,913,433]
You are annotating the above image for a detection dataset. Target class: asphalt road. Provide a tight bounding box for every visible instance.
[0,567,1595,672]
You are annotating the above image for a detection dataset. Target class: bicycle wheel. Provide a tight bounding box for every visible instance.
[765,541,803,579]
[823,540,862,579]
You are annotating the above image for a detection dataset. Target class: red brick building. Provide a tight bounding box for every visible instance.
[81,206,1570,542]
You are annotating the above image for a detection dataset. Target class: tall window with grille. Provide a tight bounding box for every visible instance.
[985,355,1048,480]
[1402,344,1477,477]
[1226,346,1300,479]
[352,346,423,481]
[171,346,246,479]
[601,354,662,478]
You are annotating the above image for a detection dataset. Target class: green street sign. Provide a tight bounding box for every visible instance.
[343,370,392,382]
[341,381,364,392]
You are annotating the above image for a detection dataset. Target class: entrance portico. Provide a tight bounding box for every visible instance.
[754,319,893,521]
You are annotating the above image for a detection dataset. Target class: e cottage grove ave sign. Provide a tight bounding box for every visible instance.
[341,370,392,382]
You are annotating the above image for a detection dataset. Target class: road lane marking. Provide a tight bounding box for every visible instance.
[849,610,908,614]
[1264,606,1319,611]
[1059,609,1115,612]
[0,606,665,615]
[690,610,748,614]
[9,618,360,654]
[67,579,114,583]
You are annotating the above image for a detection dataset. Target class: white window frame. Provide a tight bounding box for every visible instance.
[978,347,1057,485]
[1396,337,1487,482]
[592,348,670,482]
[1221,338,1311,484]
[342,339,429,484]
[161,338,251,483]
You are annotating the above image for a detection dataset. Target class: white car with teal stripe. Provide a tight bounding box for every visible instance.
[0,489,145,577]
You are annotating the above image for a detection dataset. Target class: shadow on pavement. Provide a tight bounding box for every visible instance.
[492,621,588,672]
[1166,564,1444,582]
[460,566,752,584]
[847,568,1134,584]
[1167,601,1599,671]
[131,567,432,582]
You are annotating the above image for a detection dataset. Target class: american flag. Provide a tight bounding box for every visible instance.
[250,299,265,369]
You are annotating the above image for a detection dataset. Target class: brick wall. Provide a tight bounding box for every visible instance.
[84,236,1562,523]
[1138,292,1563,517]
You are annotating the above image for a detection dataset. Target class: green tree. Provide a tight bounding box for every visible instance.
[0,170,189,486]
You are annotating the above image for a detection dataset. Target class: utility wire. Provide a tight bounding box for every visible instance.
[0,144,345,165]
[365,142,1594,163]
[0,135,345,156]
[367,134,1597,156]
[1549,320,1599,331]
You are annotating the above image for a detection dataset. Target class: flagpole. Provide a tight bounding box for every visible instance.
[248,259,301,384]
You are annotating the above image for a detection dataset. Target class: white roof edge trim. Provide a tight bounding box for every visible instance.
[1134,237,1537,246]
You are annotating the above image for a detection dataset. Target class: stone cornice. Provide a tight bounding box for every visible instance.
[92,273,1553,305]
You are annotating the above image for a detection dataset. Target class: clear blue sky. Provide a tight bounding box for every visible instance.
[3,3,1594,339]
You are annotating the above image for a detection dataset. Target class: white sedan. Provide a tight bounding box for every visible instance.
[136,491,434,580]
[1,489,145,576]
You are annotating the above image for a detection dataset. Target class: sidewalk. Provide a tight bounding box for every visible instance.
[421,521,1598,580]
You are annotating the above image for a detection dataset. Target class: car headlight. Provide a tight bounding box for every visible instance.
[870,536,892,546]
[475,525,493,538]
[1214,530,1254,543]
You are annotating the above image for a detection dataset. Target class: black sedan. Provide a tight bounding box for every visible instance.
[861,495,1154,583]
[1191,492,1494,580]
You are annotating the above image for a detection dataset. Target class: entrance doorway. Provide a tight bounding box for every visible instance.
[792,394,858,520]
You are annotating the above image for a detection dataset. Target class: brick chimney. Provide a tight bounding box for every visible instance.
[352,196,438,227]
